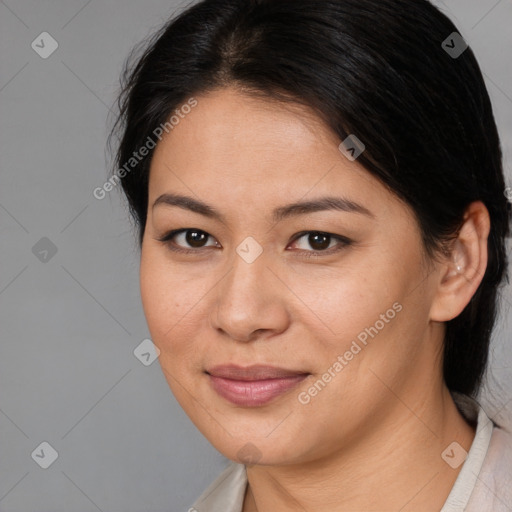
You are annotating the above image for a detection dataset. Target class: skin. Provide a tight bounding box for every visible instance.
[140,86,490,511]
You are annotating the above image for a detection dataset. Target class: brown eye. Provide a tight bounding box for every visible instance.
[307,232,331,250]
[184,230,209,248]
[290,231,350,254]
[156,228,219,253]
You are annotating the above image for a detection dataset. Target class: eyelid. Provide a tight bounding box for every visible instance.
[155,228,352,256]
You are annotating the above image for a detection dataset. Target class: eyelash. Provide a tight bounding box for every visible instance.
[155,229,352,258]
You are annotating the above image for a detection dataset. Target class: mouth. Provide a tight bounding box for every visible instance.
[205,364,310,407]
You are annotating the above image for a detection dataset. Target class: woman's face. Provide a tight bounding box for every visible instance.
[140,86,445,465]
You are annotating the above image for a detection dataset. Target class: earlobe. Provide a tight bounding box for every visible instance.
[430,201,490,322]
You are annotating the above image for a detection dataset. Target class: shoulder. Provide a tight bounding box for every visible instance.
[190,462,247,512]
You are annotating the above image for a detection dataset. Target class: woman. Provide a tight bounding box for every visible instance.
[110,0,512,510]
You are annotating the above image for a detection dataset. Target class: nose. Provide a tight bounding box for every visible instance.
[209,247,290,343]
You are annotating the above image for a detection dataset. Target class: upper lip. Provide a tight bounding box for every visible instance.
[206,364,309,381]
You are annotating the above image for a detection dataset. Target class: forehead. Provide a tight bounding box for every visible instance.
[153,87,337,164]
[147,87,404,224]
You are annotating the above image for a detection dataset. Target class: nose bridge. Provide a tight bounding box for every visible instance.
[211,242,287,340]
[221,244,270,311]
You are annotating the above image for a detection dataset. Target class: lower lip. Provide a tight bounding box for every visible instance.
[208,374,309,407]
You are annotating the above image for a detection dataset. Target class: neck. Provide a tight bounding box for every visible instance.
[243,386,475,512]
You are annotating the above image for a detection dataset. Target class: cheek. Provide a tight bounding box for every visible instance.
[289,261,403,354]
[139,248,205,409]
[140,247,188,346]
[139,245,214,365]
[140,253,170,338]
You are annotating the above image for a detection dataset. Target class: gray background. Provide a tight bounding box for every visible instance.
[1,1,511,511]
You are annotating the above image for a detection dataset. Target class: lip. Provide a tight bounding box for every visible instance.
[206,365,309,407]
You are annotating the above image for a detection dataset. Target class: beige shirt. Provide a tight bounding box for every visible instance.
[190,394,512,511]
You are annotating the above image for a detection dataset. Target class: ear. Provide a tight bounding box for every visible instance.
[429,201,490,322]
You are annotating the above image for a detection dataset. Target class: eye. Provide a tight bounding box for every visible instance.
[288,231,351,258]
[156,228,219,254]
[156,228,351,257]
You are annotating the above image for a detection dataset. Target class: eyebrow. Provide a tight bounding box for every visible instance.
[152,193,375,223]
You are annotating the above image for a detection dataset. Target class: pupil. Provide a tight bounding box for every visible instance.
[186,230,207,247]
[310,233,330,250]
